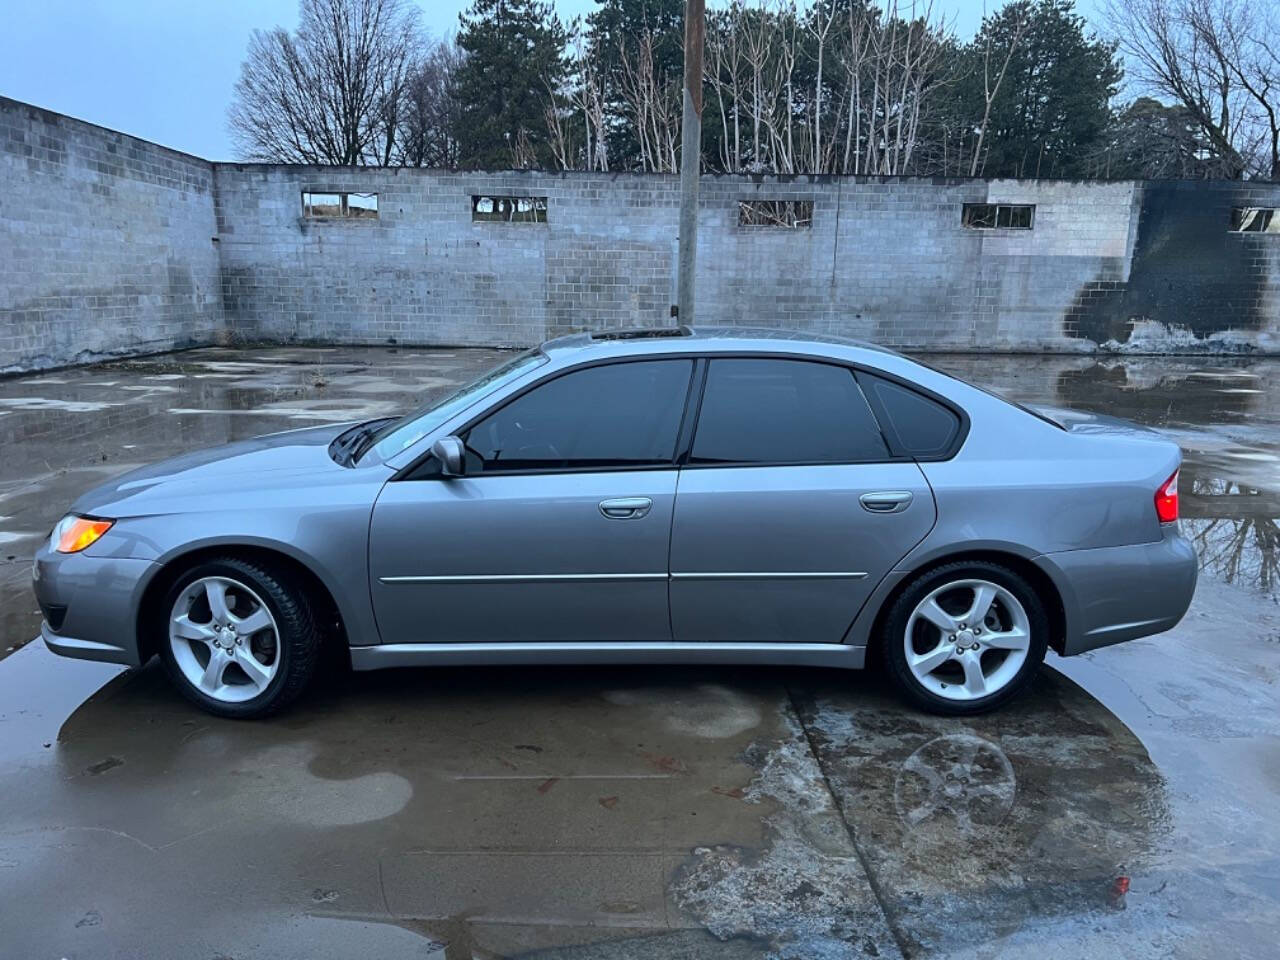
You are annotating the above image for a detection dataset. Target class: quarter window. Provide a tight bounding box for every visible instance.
[690,359,889,465]
[462,360,693,472]
[857,373,961,458]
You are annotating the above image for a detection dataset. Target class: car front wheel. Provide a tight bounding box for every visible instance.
[880,561,1049,715]
[159,557,320,718]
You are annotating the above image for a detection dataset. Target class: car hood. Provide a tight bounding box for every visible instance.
[71,422,356,516]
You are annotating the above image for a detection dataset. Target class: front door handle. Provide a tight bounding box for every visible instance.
[860,491,913,514]
[599,497,653,520]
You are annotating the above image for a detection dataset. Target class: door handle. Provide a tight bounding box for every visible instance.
[860,491,913,514]
[599,497,653,520]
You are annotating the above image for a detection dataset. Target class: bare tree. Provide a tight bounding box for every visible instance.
[545,21,609,171]
[618,27,681,172]
[970,3,1029,175]
[859,1,953,175]
[1106,0,1266,178]
[1192,0,1280,180]
[397,38,462,167]
[707,1,747,171]
[229,0,423,165]
[839,3,874,173]
[696,0,952,176]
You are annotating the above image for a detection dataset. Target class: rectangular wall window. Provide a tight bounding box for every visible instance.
[472,195,548,223]
[302,192,378,219]
[738,199,814,228]
[1230,207,1278,233]
[962,203,1034,230]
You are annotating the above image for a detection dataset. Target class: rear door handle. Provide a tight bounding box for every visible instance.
[860,491,913,514]
[599,497,652,520]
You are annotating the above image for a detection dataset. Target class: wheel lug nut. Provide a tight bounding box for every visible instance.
[949,634,956,641]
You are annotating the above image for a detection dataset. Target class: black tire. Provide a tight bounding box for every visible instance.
[158,556,321,719]
[879,561,1049,716]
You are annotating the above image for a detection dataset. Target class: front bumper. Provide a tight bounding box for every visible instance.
[33,546,155,666]
[1039,526,1198,656]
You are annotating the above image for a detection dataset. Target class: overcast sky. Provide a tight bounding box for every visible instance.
[1,0,1102,161]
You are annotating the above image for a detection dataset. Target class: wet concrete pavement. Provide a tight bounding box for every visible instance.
[0,347,1277,958]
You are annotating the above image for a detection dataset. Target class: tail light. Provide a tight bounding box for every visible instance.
[1155,470,1179,524]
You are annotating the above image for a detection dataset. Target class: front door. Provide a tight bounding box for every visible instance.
[369,358,694,645]
[669,358,937,644]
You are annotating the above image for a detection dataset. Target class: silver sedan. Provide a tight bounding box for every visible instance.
[34,328,1197,718]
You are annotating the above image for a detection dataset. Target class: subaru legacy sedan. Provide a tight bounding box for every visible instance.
[34,328,1197,718]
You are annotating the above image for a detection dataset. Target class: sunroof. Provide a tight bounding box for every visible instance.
[589,327,693,341]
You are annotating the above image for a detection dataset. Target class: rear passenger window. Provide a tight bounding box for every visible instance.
[858,373,961,458]
[690,359,890,464]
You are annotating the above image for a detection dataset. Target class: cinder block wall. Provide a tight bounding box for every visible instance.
[212,168,1147,352]
[0,97,223,372]
[214,166,1280,353]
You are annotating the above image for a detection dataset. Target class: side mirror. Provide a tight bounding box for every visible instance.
[431,436,466,477]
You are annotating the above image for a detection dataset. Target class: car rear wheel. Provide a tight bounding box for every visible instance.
[880,561,1048,715]
[159,557,320,718]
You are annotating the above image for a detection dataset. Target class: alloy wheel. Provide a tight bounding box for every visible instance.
[903,578,1031,701]
[168,576,280,703]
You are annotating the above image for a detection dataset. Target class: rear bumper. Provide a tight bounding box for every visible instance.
[33,547,152,667]
[1038,526,1197,656]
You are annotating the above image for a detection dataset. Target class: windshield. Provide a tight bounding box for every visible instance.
[359,349,548,463]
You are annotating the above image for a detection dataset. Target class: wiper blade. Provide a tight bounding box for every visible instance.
[349,425,383,464]
[330,418,396,466]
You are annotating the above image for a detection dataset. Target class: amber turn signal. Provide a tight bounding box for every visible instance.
[52,515,114,554]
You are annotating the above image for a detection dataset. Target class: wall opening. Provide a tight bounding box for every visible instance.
[1230,208,1278,233]
[472,195,548,223]
[962,203,1034,230]
[302,191,379,219]
[738,199,814,228]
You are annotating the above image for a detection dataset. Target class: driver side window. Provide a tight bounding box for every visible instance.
[462,359,693,473]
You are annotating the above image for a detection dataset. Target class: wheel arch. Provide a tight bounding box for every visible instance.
[857,548,1069,664]
[136,543,348,665]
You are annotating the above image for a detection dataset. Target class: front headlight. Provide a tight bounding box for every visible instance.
[51,515,114,554]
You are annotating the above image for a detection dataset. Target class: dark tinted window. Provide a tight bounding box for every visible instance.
[858,373,961,458]
[690,359,889,464]
[463,360,692,472]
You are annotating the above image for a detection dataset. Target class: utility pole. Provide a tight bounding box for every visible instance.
[676,0,705,326]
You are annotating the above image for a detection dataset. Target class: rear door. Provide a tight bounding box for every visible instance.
[369,358,695,645]
[669,357,938,644]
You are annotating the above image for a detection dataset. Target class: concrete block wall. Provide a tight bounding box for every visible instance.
[219,167,1280,353]
[0,97,223,372]
[213,168,1169,352]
